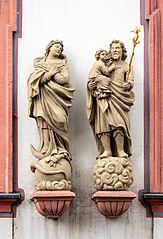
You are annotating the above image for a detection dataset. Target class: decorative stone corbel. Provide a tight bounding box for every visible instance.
[28,40,75,219]
[92,157,136,218]
[30,156,75,219]
[92,191,136,218]
[31,191,75,219]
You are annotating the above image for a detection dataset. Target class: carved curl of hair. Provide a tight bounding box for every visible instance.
[95,49,107,60]
[109,40,127,61]
[44,39,64,59]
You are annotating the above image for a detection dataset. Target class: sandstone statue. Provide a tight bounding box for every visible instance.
[87,40,135,190]
[87,40,135,160]
[28,40,75,190]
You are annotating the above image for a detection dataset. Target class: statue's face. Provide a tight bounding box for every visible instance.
[50,43,62,57]
[99,51,107,61]
[110,43,122,60]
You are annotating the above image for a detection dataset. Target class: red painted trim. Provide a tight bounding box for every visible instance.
[145,0,150,19]
[0,0,24,216]
[140,0,149,192]
[139,0,163,217]
[14,0,22,192]
[0,0,16,193]
[149,9,161,192]
[0,199,18,213]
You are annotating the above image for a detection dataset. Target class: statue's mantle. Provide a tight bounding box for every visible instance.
[31,191,75,219]
[92,191,136,218]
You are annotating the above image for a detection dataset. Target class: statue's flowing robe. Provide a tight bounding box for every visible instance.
[28,57,75,159]
[86,60,135,156]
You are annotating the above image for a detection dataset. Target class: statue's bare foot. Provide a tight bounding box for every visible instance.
[117,150,128,158]
[99,150,112,159]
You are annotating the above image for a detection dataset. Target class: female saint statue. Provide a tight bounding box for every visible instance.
[28,40,75,161]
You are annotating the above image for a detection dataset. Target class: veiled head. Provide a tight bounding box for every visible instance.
[44,39,64,59]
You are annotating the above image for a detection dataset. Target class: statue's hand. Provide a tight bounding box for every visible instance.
[40,72,51,85]
[49,67,60,77]
[106,59,113,66]
[108,63,116,72]
[88,80,96,90]
[122,82,131,91]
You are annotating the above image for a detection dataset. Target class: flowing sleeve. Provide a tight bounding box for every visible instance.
[54,63,70,85]
[27,58,47,117]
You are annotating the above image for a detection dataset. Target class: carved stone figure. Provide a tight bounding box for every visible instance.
[28,40,75,190]
[87,40,135,160]
[87,40,135,191]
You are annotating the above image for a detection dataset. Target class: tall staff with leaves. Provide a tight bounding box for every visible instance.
[126,27,141,81]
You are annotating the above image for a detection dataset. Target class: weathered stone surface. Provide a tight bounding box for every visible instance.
[93,157,133,191]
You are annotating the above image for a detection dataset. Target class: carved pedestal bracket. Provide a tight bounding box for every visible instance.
[31,191,75,219]
[92,191,136,218]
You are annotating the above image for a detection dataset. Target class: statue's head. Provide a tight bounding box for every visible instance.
[44,39,64,59]
[109,40,127,61]
[95,49,107,61]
